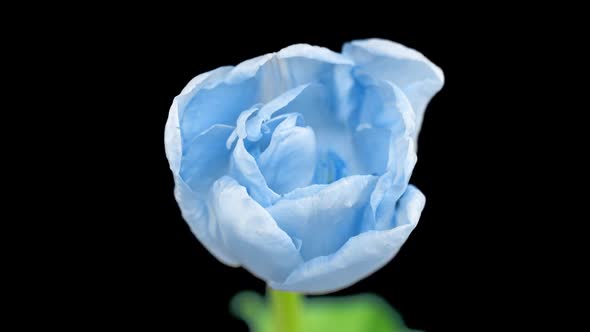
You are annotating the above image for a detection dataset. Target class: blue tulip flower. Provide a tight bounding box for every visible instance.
[165,39,443,294]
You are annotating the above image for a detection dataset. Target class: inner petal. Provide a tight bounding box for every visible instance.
[263,84,362,183]
[267,175,378,261]
[257,114,317,194]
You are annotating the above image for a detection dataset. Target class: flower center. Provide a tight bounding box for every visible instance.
[313,150,347,184]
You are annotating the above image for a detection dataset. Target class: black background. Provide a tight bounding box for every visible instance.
[54,15,542,331]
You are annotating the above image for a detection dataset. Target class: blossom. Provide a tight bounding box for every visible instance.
[165,39,443,293]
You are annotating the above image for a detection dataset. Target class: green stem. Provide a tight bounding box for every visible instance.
[270,288,303,332]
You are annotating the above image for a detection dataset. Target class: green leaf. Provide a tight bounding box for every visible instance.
[231,291,419,332]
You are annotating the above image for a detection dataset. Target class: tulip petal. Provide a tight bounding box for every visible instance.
[369,135,417,229]
[281,184,328,200]
[267,175,378,261]
[249,113,303,154]
[343,38,444,140]
[179,124,234,192]
[225,104,260,149]
[270,185,425,293]
[353,127,391,175]
[210,176,303,282]
[173,176,239,266]
[257,114,317,194]
[278,44,353,65]
[356,135,417,235]
[178,77,259,146]
[246,83,311,141]
[165,66,233,174]
[354,79,416,136]
[229,138,280,207]
[353,79,416,176]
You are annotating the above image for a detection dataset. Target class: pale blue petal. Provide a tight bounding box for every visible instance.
[257,44,352,102]
[278,44,353,65]
[250,113,304,154]
[225,105,260,149]
[332,65,357,123]
[246,84,311,141]
[229,138,280,207]
[173,176,239,266]
[226,84,311,150]
[360,134,417,233]
[343,38,444,140]
[354,79,416,136]
[266,175,378,261]
[370,134,416,221]
[210,176,303,282]
[179,124,234,192]
[269,185,425,294]
[257,114,317,194]
[178,76,259,145]
[353,127,391,175]
[353,79,416,175]
[281,184,328,200]
[165,66,233,174]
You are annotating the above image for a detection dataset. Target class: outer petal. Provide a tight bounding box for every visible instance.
[266,175,378,261]
[177,55,274,143]
[173,176,239,266]
[179,124,234,192]
[353,79,416,137]
[261,44,352,102]
[165,68,240,266]
[353,78,417,180]
[343,38,444,141]
[164,66,233,174]
[269,185,425,294]
[210,176,303,282]
[364,138,415,232]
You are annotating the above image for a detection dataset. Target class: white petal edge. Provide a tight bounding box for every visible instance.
[346,38,444,82]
